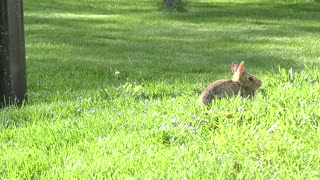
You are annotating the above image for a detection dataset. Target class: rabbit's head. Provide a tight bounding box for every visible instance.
[231,61,262,90]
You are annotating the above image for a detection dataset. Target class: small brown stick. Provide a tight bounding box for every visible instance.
[97,64,112,72]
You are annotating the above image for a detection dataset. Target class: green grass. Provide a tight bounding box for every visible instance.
[1,0,320,178]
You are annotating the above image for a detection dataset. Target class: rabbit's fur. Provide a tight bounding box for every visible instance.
[200,61,262,106]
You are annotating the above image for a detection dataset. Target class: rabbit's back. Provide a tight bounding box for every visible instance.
[200,79,240,105]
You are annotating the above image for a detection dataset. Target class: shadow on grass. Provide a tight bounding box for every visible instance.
[24,0,320,100]
[24,0,157,16]
[160,2,320,65]
[163,2,320,41]
[171,2,320,22]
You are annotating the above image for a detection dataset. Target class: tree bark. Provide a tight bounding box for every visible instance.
[0,0,27,107]
[162,0,179,10]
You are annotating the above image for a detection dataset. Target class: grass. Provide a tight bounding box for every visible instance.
[1,0,320,178]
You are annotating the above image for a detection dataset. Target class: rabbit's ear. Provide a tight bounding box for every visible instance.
[231,62,239,73]
[237,61,245,74]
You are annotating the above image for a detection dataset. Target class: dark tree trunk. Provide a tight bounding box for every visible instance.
[163,0,178,9]
[0,0,27,107]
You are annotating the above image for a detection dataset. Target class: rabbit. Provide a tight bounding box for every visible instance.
[200,61,262,106]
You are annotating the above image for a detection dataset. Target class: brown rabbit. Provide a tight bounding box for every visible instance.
[200,61,262,106]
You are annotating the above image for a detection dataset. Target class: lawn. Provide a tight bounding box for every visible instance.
[1,0,320,179]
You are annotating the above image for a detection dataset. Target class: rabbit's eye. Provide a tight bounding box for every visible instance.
[248,77,254,81]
